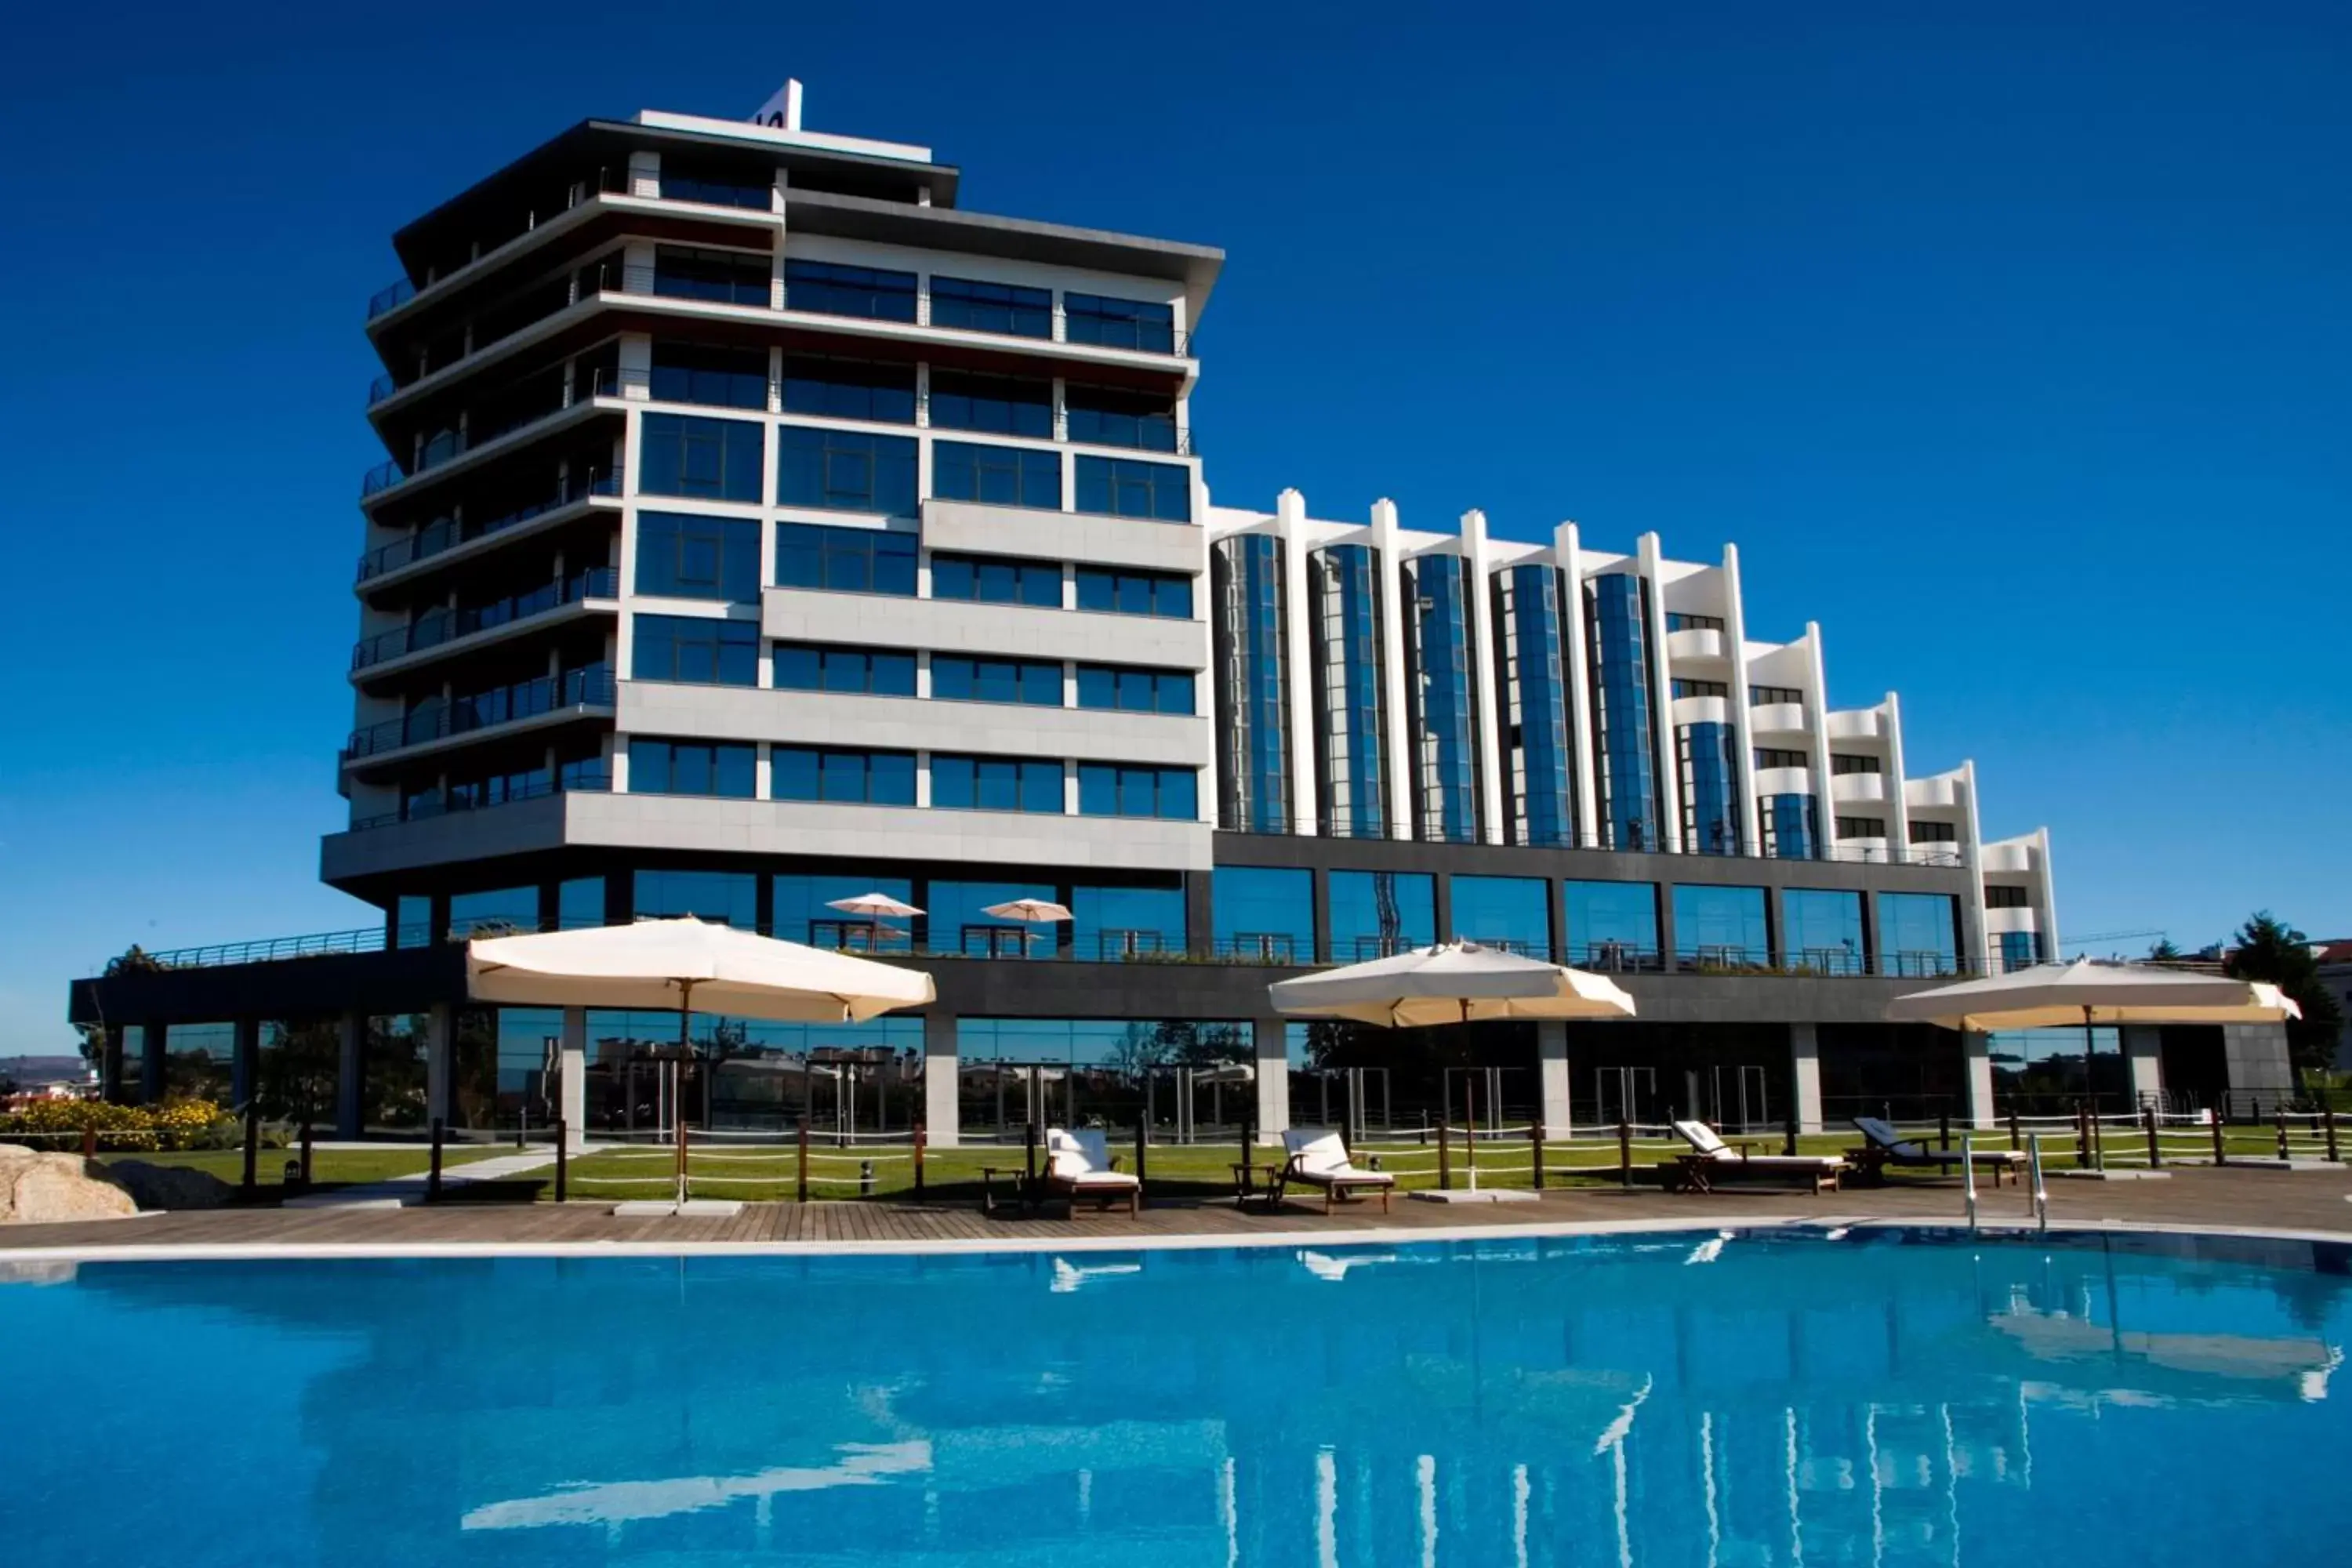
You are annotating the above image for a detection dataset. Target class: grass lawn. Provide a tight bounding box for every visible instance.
[95,1144,518,1190]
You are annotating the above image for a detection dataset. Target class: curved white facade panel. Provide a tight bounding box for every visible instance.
[1831,772,1888,804]
[1825,709,1885,741]
[1748,702,1808,735]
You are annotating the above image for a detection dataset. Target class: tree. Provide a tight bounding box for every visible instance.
[2146,937,2182,962]
[74,946,168,1066]
[2223,912,2345,1078]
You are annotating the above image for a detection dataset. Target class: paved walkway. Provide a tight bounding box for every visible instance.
[5,1164,2348,1255]
[282,1149,564,1209]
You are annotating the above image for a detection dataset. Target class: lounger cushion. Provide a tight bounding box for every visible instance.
[1046,1127,1116,1179]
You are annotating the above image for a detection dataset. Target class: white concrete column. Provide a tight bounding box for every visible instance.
[923,1012,960,1147]
[2031,826,2061,956]
[1557,523,1599,848]
[1369,499,1414,840]
[1790,1023,1824,1134]
[561,1008,588,1149]
[1276,491,1319,836]
[1461,510,1506,844]
[2123,1025,2164,1108]
[1882,691,1911,862]
[626,150,660,199]
[426,1003,455,1127]
[1537,1022,1573,1133]
[1253,1018,1291,1142]
[1721,544,1761,855]
[1962,1030,1998,1129]
[1955,759,1991,971]
[1635,532,1682,853]
[1803,624,1836,844]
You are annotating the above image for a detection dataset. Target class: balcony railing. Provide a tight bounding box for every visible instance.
[349,768,608,832]
[345,664,615,760]
[350,567,617,671]
[366,278,416,321]
[356,468,618,584]
[359,369,623,500]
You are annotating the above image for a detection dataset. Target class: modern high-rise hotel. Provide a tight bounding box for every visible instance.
[69,85,2294,1139]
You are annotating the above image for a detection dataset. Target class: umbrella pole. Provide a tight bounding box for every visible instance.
[676,978,695,1206]
[2082,1004,2100,1171]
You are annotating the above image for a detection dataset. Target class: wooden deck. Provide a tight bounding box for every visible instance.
[4,1164,2348,1255]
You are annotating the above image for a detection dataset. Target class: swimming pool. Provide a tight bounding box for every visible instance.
[4,1230,2347,1566]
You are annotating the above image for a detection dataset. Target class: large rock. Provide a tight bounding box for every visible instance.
[0,1144,140,1225]
[103,1160,236,1211]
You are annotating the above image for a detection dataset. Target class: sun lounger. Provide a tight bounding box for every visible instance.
[1846,1116,2027,1186]
[1040,1127,1141,1216]
[1667,1120,1847,1194]
[1273,1128,1395,1214]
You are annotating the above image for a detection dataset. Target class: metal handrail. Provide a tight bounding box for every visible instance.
[350,568,616,670]
[350,768,608,832]
[354,468,617,583]
[343,665,615,759]
[359,368,622,499]
[366,278,416,320]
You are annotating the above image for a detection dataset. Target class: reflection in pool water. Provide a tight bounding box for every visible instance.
[2,1232,2347,1566]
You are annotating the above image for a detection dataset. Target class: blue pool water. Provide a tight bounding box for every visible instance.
[4,1231,2347,1566]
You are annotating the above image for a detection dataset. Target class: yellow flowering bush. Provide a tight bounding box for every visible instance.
[1,1098,243,1152]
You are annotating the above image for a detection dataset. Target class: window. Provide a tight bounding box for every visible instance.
[1075,664,1194,714]
[928,370,1052,437]
[633,869,757,927]
[1451,875,1551,956]
[771,746,916,805]
[779,355,916,423]
[1783,889,1865,973]
[1670,678,1729,699]
[1076,565,1192,618]
[1749,684,1802,706]
[1998,931,2043,971]
[1880,892,1960,975]
[632,614,757,685]
[636,512,760,601]
[652,245,769,307]
[1984,884,2031,909]
[929,880,1060,959]
[1329,870,1436,960]
[1673,884,1769,965]
[775,873,915,950]
[1664,612,1726,632]
[394,894,432,948]
[930,551,1062,607]
[661,161,771,210]
[649,343,768,410]
[931,655,1062,706]
[1676,721,1740,855]
[772,642,916,696]
[1829,753,1883,775]
[1065,383,1179,452]
[1077,763,1197,819]
[1911,819,1958,842]
[929,275,1051,338]
[1075,455,1192,521]
[1064,292,1177,353]
[1752,748,1808,770]
[639,414,764,502]
[448,886,538,938]
[1835,815,1886,837]
[1211,866,1313,963]
[784,259,916,321]
[931,753,1063,813]
[931,441,1061,510]
[775,523,917,596]
[1759,793,1819,859]
[1565,880,1660,966]
[1072,884,1186,961]
[557,877,604,931]
[775,426,917,514]
[628,738,754,797]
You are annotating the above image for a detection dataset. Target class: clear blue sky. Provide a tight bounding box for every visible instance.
[3,2,2346,1054]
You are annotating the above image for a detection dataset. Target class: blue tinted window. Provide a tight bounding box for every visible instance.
[1403,554,1479,844]
[639,414,763,502]
[1677,721,1742,855]
[448,886,539,938]
[1213,533,1287,832]
[931,754,1063,813]
[557,877,604,931]
[1880,892,1960,976]
[628,738,754,798]
[929,275,1052,337]
[631,614,757,685]
[1075,664,1193,714]
[660,163,771,210]
[649,343,768,410]
[928,372,1053,438]
[1065,384,1178,452]
[784,259,916,321]
[1076,764,1196,819]
[1759,793,1819,859]
[650,246,768,307]
[1783,889,1864,974]
[1450,875,1550,956]
[1586,573,1660,851]
[1673,884,1769,966]
[775,425,917,515]
[1064,292,1177,353]
[779,355,916,423]
[1076,566,1191,618]
[1211,866,1313,963]
[931,552,1061,607]
[931,655,1062,706]
[775,523,917,595]
[1329,870,1436,960]
[1565,880,1659,966]
[931,441,1061,509]
[1073,884,1186,960]
[1998,930,2043,972]
[1499,564,1574,848]
[775,873,916,950]
[771,642,915,695]
[1074,456,1192,521]
[1312,545,1386,839]
[771,747,916,806]
[633,869,757,927]
[636,511,759,601]
[928,880,1059,959]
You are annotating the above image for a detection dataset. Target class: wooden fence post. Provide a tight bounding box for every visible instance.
[2212,1106,2227,1167]
[1437,1116,1452,1191]
[2325,1101,2339,1164]
[2144,1104,2161,1168]
[554,1120,568,1203]
[427,1118,445,1201]
[796,1116,810,1203]
[241,1105,260,1196]
[2275,1107,2290,1162]
[299,1123,314,1186]
[1618,1119,1633,1189]
[1531,1120,1544,1192]
[913,1122,927,1197]
[2008,1109,2021,1150]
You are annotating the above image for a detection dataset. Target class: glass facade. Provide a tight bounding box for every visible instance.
[650,343,768,410]
[1076,764,1196,819]
[1309,545,1386,838]
[1998,930,2044,971]
[1211,866,1313,963]
[927,372,1053,438]
[931,553,1061,607]
[1564,880,1659,967]
[929,276,1051,338]
[775,873,916,951]
[779,354,916,423]
[1076,566,1191,618]
[775,426,917,515]
[1062,293,1178,353]
[929,440,1060,509]
[1451,875,1551,956]
[448,886,537,938]
[1676,721,1741,855]
[628,739,754,797]
[1074,456,1192,521]
[1782,889,1865,974]
[783,260,916,321]
[557,877,604,931]
[637,511,759,601]
[1585,573,1661,851]
[1072,884,1186,960]
[1328,870,1436,960]
[928,880,1058,959]
[775,523,917,596]
[1673,884,1769,966]
[1495,564,1574,848]
[1076,666,1192,714]
[1402,554,1480,844]
[1880,892,1961,975]
[772,642,916,695]
[639,414,764,503]
[633,869,757,927]
[929,655,1061,706]
[1759,793,1819,859]
[1065,384,1179,452]
[772,747,916,806]
[631,615,757,685]
[1211,534,1288,833]
[931,754,1063,813]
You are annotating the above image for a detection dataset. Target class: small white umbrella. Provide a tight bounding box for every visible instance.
[980,898,1071,958]
[1269,941,1639,1028]
[826,891,924,952]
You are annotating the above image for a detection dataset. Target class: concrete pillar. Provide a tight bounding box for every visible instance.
[922,1011,960,1148]
[1789,1023,1824,1134]
[1253,1018,1291,1142]
[336,1011,364,1138]
[100,1025,125,1102]
[231,1017,261,1111]
[1537,1022,1573,1133]
[1962,1030,1998,1130]
[2122,1025,2165,1109]
[561,1007,588,1148]
[425,1004,455,1127]
[139,1025,165,1105]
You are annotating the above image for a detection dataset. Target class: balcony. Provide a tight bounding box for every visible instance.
[1824,709,1885,741]
[343,665,615,768]
[366,278,417,321]
[1748,701,1808,734]
[356,469,619,586]
[763,589,1209,670]
[359,369,623,503]
[350,567,618,674]
[1830,771,1888,804]
[350,767,608,832]
[1665,626,1727,661]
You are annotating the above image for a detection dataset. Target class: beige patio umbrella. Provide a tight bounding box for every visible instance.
[1268,940,1639,1028]
[825,891,923,952]
[980,897,1071,957]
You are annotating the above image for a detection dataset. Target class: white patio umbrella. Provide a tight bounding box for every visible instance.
[1268,940,1639,1028]
[980,898,1071,957]
[825,891,923,952]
